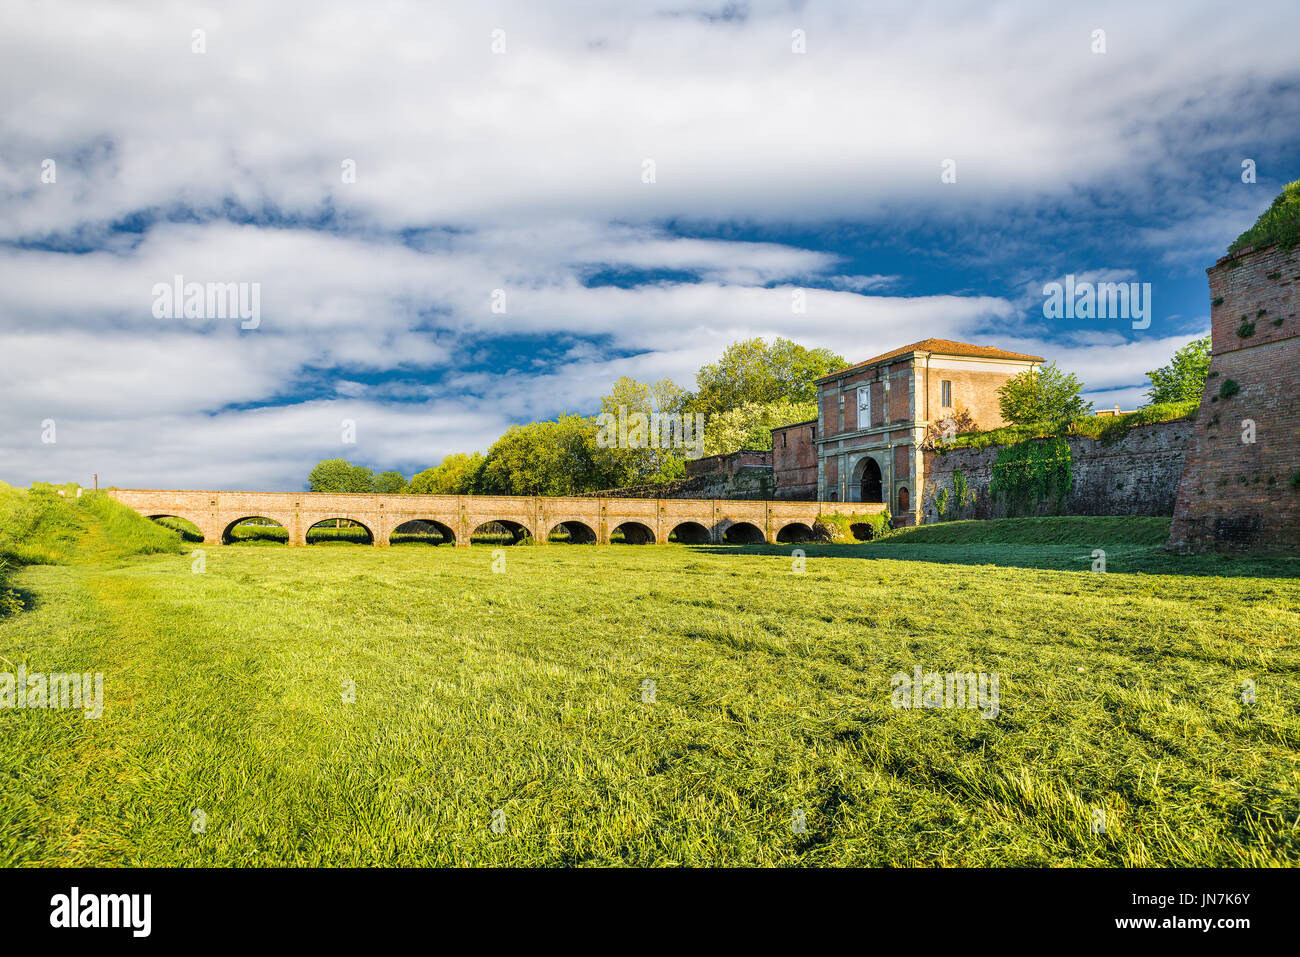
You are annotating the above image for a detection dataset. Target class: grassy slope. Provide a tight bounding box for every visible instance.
[882,515,1172,547]
[1,503,1297,867]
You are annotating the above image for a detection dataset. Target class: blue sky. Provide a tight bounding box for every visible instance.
[1,0,1298,490]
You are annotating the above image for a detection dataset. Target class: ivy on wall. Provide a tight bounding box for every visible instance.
[989,437,1073,515]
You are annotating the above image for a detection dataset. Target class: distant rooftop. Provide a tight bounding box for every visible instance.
[816,338,1044,382]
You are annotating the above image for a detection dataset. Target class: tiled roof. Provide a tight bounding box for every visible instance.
[815,338,1044,382]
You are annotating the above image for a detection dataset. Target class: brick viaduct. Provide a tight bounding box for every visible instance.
[107,489,884,547]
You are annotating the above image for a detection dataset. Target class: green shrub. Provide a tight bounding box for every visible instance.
[814,510,892,542]
[952,469,973,508]
[1219,378,1240,400]
[989,437,1072,515]
[934,487,950,519]
[1228,179,1300,253]
[0,560,23,617]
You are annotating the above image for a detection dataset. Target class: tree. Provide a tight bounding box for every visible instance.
[409,452,485,495]
[702,398,818,456]
[686,337,845,416]
[997,362,1093,428]
[478,414,621,496]
[1144,336,1210,405]
[308,458,376,493]
[596,375,687,482]
[374,470,409,494]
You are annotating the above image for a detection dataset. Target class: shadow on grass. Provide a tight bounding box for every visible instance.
[686,542,1300,579]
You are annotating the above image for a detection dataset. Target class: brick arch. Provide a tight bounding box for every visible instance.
[850,453,886,504]
[721,520,766,544]
[546,518,598,543]
[302,515,376,544]
[220,513,296,544]
[668,520,711,544]
[469,517,536,543]
[388,516,458,545]
[716,517,771,544]
[146,512,210,543]
[775,520,815,543]
[609,520,656,544]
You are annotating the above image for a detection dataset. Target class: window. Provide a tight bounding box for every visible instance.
[898,486,910,512]
[857,386,870,428]
[941,380,952,408]
[781,432,787,448]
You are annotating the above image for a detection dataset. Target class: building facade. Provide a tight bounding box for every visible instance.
[813,339,1042,524]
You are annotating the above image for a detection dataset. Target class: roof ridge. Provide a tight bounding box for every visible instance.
[815,338,1044,381]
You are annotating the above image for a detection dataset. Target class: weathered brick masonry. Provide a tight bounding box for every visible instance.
[580,450,776,500]
[771,420,817,499]
[1168,242,1300,551]
[108,489,884,546]
[922,419,1194,521]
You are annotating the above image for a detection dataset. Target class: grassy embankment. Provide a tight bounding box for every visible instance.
[1,488,1297,866]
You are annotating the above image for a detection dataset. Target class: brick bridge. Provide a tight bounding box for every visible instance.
[107,489,884,546]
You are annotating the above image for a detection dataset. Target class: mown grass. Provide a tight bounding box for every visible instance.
[0,496,1297,866]
[883,516,1172,547]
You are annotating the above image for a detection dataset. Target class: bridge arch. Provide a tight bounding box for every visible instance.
[222,515,290,545]
[668,521,710,544]
[390,519,456,546]
[722,521,766,544]
[610,521,656,545]
[776,521,815,543]
[148,514,205,543]
[548,520,597,544]
[305,518,374,545]
[471,519,533,545]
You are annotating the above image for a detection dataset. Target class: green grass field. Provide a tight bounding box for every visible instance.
[1,484,1298,866]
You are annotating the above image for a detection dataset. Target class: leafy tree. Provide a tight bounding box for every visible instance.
[308,458,376,493]
[479,414,622,496]
[686,337,845,416]
[596,376,688,481]
[374,470,409,494]
[702,398,818,456]
[997,362,1093,429]
[1144,336,1210,405]
[408,452,485,495]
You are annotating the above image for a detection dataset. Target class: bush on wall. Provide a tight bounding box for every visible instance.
[989,437,1073,516]
[814,510,892,542]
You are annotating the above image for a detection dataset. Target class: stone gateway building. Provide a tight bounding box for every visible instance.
[812,339,1042,524]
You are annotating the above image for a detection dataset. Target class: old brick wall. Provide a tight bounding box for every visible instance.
[921,418,1194,522]
[1168,242,1300,551]
[922,367,1023,432]
[684,449,771,477]
[772,420,817,499]
[579,464,774,500]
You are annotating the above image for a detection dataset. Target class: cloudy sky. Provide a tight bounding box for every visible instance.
[2,0,1298,490]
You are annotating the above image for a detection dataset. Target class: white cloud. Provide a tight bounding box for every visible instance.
[0,0,1288,488]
